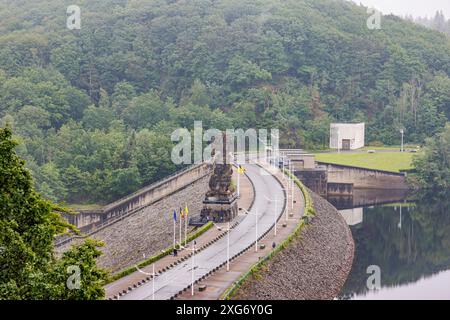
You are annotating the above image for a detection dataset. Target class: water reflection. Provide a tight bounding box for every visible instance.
[333,190,450,300]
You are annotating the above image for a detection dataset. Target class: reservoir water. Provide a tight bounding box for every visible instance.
[331,191,450,300]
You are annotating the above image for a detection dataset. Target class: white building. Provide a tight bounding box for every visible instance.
[330,123,365,150]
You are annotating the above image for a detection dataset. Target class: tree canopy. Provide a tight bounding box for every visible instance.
[413,122,450,190]
[0,127,107,299]
[0,0,450,203]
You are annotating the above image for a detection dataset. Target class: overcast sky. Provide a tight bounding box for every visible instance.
[350,0,450,18]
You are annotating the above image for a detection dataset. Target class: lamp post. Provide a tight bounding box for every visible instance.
[174,243,198,296]
[282,188,289,222]
[135,263,157,300]
[265,195,282,236]
[227,221,230,271]
[211,222,232,272]
[289,161,294,212]
[400,129,404,152]
[191,241,196,296]
[241,208,259,252]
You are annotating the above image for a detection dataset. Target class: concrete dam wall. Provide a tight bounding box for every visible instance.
[317,162,408,190]
[57,163,213,272]
[62,163,212,231]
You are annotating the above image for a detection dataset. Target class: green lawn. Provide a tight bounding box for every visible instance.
[360,145,419,151]
[314,152,415,173]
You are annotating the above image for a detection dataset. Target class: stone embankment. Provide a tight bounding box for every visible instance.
[234,190,354,300]
[57,175,210,273]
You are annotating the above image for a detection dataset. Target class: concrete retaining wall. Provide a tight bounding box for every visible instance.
[318,162,408,190]
[63,163,212,231]
[57,173,212,273]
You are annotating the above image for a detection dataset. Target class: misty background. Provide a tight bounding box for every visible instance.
[350,0,450,18]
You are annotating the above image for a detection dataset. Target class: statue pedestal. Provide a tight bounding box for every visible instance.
[200,195,238,223]
[200,132,238,223]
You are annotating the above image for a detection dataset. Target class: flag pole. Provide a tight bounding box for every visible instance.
[179,209,182,248]
[173,213,176,251]
[185,204,188,246]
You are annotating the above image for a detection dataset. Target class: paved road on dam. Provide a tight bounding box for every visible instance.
[119,163,286,300]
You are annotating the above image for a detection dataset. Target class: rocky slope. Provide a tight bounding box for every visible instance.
[234,190,354,300]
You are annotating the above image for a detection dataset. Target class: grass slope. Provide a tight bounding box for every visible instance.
[314,152,415,173]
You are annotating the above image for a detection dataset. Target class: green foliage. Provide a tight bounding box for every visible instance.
[1,0,450,203]
[413,123,450,189]
[0,127,107,299]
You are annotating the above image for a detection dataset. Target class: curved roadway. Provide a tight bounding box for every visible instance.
[120,163,285,300]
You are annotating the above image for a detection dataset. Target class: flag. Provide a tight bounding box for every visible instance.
[180,207,184,219]
[173,210,177,222]
[185,205,189,217]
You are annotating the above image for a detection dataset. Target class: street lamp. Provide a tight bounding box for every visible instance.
[135,263,157,300]
[289,161,295,211]
[178,241,199,296]
[241,208,259,252]
[177,241,199,296]
[212,222,232,272]
[280,188,290,221]
[264,195,282,236]
[400,129,404,152]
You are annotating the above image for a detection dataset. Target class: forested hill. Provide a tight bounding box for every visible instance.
[1,0,450,204]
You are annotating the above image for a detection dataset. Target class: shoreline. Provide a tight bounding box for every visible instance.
[233,190,355,300]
